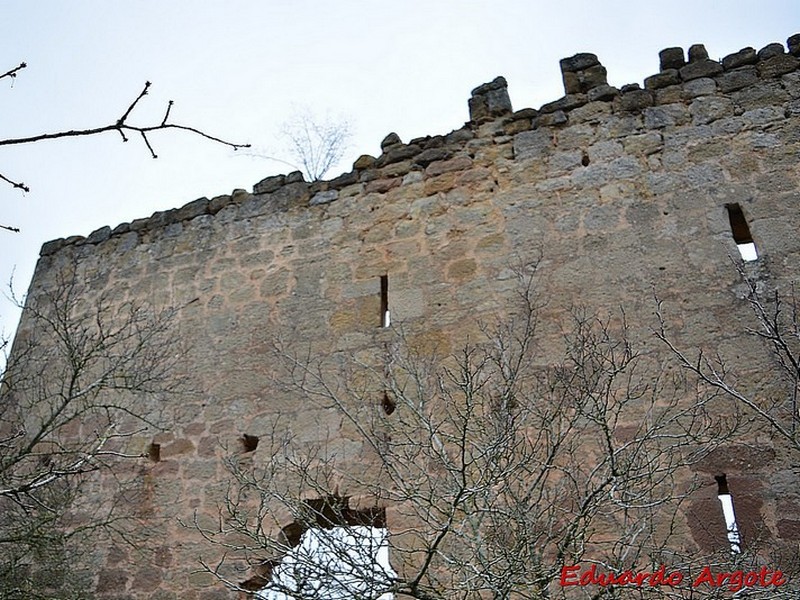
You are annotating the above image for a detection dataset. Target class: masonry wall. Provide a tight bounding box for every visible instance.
[13,34,800,598]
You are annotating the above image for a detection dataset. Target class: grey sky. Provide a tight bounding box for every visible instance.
[2,0,798,338]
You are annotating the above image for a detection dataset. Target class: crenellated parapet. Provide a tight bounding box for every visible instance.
[38,33,800,259]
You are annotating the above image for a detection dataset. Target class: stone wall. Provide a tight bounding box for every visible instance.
[13,33,800,598]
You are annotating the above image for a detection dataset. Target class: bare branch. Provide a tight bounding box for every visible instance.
[0,62,26,82]
[0,77,250,196]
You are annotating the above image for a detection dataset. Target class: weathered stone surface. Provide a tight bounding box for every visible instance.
[377,144,421,167]
[86,226,111,245]
[679,59,723,81]
[560,53,600,72]
[40,238,66,256]
[690,96,734,125]
[757,54,800,78]
[513,129,552,160]
[174,197,209,222]
[540,94,587,114]
[309,189,338,206]
[616,88,654,112]
[425,156,472,176]
[537,110,568,126]
[446,127,475,144]
[111,222,130,235]
[469,76,512,121]
[644,104,690,128]
[688,44,709,62]
[587,84,618,102]
[644,69,680,90]
[659,47,685,71]
[208,194,232,214]
[380,132,401,149]
[253,174,285,194]
[682,77,717,98]
[285,170,305,184]
[789,34,800,56]
[758,42,785,60]
[328,170,359,189]
[722,47,757,70]
[562,64,608,94]
[511,107,539,120]
[413,147,452,166]
[353,154,376,170]
[365,177,401,194]
[716,66,759,92]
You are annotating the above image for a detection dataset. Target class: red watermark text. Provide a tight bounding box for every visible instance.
[560,564,786,592]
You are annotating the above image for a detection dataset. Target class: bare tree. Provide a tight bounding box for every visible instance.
[1,61,250,233]
[0,265,185,599]
[194,265,791,599]
[281,107,352,182]
[656,263,800,455]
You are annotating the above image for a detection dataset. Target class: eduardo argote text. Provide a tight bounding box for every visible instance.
[560,564,787,593]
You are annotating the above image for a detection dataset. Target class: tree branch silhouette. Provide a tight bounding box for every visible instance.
[2,65,251,233]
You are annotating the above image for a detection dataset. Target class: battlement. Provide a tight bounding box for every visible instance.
[38,34,800,259]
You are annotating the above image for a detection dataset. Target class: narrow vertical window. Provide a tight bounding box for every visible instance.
[726,203,758,261]
[380,275,390,327]
[715,474,742,553]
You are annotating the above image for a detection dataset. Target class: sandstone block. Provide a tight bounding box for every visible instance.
[716,66,759,93]
[688,44,709,62]
[644,69,681,90]
[380,132,401,149]
[659,47,685,71]
[722,47,757,70]
[513,129,553,161]
[758,42,786,61]
[679,59,723,81]
[758,54,800,78]
[469,76,512,122]
[253,174,285,194]
[309,189,338,206]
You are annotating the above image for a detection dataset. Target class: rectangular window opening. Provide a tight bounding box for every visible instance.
[726,203,758,262]
[380,275,390,328]
[715,474,742,553]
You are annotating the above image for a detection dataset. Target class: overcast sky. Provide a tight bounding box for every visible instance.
[1,1,799,341]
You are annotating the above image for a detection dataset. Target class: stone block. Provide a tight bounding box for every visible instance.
[679,59,723,81]
[716,66,759,93]
[757,54,800,78]
[722,47,757,70]
[690,96,734,125]
[682,77,717,98]
[541,94,588,113]
[328,170,359,189]
[353,154,376,170]
[587,84,618,102]
[86,226,111,245]
[659,47,685,71]
[616,88,654,112]
[40,238,66,256]
[789,33,800,56]
[758,42,786,61]
[310,190,338,206]
[413,147,452,167]
[513,129,553,161]
[688,44,709,62]
[538,110,568,126]
[469,76,512,122]
[253,174,285,194]
[644,104,690,129]
[644,69,680,90]
[174,197,209,222]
